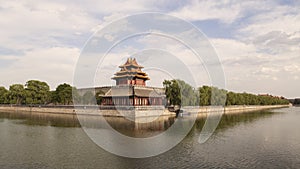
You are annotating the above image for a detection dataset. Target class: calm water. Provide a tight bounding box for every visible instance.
[1,107,300,169]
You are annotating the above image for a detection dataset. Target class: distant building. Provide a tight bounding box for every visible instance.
[99,58,165,107]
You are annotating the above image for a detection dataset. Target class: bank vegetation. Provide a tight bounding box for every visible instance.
[0,79,289,107]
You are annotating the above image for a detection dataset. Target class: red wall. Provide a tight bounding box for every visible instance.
[117,79,146,86]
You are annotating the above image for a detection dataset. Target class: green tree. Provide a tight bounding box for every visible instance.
[177,80,199,106]
[25,80,50,105]
[0,87,8,104]
[226,92,236,105]
[50,91,57,104]
[199,86,211,106]
[211,87,227,106]
[225,92,289,106]
[54,83,73,105]
[163,79,199,106]
[163,79,289,107]
[163,80,181,106]
[8,84,25,105]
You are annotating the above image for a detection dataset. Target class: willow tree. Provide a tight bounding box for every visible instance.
[163,80,181,106]
[199,86,211,106]
[163,79,199,106]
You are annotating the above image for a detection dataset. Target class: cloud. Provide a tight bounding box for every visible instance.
[210,36,300,97]
[0,0,299,97]
[238,5,300,37]
[169,0,242,23]
[251,31,300,57]
[0,47,79,89]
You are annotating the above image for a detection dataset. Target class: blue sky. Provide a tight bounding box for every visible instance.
[0,0,299,98]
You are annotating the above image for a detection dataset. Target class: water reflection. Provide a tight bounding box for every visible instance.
[0,111,81,127]
[216,111,277,131]
[1,108,299,169]
[77,115,177,138]
[0,110,277,138]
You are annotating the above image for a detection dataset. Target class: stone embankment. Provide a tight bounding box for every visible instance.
[0,105,173,117]
[0,104,290,117]
[182,105,289,114]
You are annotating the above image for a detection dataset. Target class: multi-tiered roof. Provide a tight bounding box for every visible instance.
[112,58,150,81]
[100,58,165,107]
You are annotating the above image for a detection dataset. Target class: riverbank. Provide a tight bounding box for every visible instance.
[182,105,290,114]
[0,104,290,117]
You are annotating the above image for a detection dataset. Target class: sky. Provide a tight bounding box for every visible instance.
[0,0,299,98]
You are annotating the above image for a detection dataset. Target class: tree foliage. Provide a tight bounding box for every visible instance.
[0,87,9,104]
[164,79,289,106]
[199,86,211,106]
[0,79,290,107]
[0,80,82,105]
[198,86,227,106]
[8,84,25,105]
[53,83,73,105]
[225,92,289,106]
[51,83,81,105]
[163,80,182,106]
[25,80,50,105]
[163,79,199,106]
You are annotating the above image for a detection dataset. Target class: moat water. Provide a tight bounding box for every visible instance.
[0,107,300,168]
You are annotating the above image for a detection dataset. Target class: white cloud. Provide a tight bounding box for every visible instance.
[209,36,300,97]
[169,0,242,23]
[239,5,300,37]
[284,64,300,74]
[0,47,80,89]
[168,0,277,24]
[88,30,213,88]
[0,0,299,97]
[0,1,99,50]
